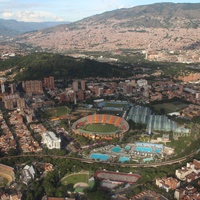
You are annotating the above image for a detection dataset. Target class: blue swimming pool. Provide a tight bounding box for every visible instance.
[90,153,109,161]
[136,146,152,153]
[154,149,161,153]
[143,157,153,162]
[119,156,130,162]
[125,145,131,151]
[112,146,122,153]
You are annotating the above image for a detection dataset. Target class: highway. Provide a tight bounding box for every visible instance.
[0,148,199,168]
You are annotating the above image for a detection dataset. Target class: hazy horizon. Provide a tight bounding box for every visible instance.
[0,0,199,23]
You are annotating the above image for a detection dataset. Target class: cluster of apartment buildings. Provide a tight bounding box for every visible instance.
[52,73,200,108]
[2,93,25,110]
[9,111,41,153]
[181,104,200,119]
[175,159,200,182]
[0,113,16,153]
[0,76,55,110]
[22,77,54,94]
[155,159,200,200]
[0,162,54,200]
[29,124,61,149]
[146,50,200,63]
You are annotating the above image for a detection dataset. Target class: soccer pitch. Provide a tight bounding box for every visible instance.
[81,123,119,133]
[104,102,127,108]
[152,101,187,113]
[61,172,89,185]
[45,106,70,117]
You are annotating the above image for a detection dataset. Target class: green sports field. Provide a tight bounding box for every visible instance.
[45,106,70,117]
[80,123,119,134]
[152,101,188,114]
[104,102,127,108]
[61,172,89,186]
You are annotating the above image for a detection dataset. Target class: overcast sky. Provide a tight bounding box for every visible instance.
[0,0,199,22]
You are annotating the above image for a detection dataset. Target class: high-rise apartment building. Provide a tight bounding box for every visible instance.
[1,83,5,93]
[77,90,85,101]
[44,76,54,90]
[9,84,14,94]
[81,80,86,91]
[4,100,14,110]
[17,98,26,109]
[22,80,43,94]
[72,80,79,92]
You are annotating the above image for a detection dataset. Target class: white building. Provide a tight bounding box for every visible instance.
[137,79,148,87]
[175,159,200,181]
[42,131,61,149]
[21,165,35,185]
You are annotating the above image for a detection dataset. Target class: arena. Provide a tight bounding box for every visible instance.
[71,114,129,140]
[0,164,15,185]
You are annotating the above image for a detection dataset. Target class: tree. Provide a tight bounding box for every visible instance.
[7,148,19,156]
[160,108,165,115]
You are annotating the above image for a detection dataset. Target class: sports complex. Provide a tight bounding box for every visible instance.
[71,114,129,140]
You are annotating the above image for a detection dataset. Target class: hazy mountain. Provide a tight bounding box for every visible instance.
[7,3,200,52]
[0,19,70,37]
[79,2,200,29]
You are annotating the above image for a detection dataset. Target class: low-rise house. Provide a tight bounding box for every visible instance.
[156,177,180,192]
[175,159,200,181]
[174,186,200,200]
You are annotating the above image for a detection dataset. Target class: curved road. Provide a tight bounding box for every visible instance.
[0,148,199,168]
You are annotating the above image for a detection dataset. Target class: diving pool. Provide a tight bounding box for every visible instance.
[111,146,122,153]
[125,145,131,151]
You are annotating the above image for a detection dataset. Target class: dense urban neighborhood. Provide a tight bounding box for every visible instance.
[0,2,200,200]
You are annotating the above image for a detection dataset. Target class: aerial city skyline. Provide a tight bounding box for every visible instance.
[0,0,199,22]
[0,1,200,200]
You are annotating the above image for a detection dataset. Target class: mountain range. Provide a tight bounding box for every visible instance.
[0,19,69,38]
[2,3,200,53]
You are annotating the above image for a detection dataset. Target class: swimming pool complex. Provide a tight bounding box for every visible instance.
[90,153,109,161]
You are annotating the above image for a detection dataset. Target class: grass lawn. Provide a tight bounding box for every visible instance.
[0,176,8,187]
[104,102,127,108]
[61,172,89,186]
[81,123,119,133]
[45,106,71,117]
[59,119,68,130]
[152,101,188,114]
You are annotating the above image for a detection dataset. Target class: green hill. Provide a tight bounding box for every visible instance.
[0,53,127,80]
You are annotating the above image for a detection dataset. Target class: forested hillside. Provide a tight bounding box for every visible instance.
[0,53,128,80]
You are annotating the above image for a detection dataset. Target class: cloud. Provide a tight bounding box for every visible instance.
[0,10,64,22]
[1,11,13,18]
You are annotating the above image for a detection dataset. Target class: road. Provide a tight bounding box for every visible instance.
[0,148,199,168]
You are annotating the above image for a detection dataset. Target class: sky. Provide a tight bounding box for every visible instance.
[0,0,199,22]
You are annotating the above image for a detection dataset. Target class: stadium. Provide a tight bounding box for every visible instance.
[71,114,129,140]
